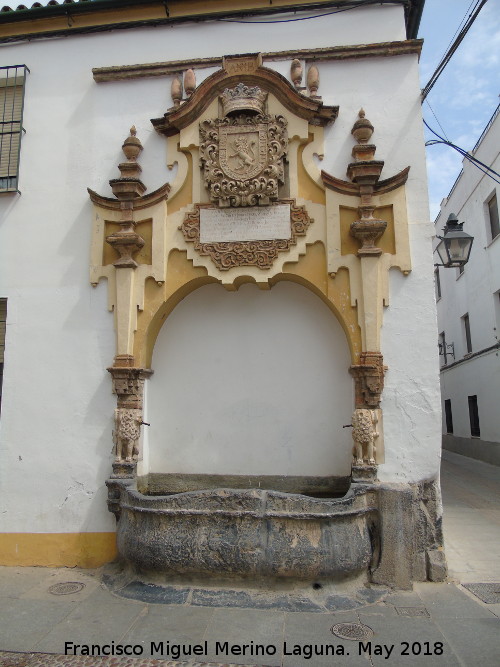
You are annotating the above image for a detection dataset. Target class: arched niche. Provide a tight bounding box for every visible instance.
[142,280,354,495]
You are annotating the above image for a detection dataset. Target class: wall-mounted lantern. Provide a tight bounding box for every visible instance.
[435,213,474,268]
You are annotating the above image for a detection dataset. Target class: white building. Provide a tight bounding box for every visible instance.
[435,104,500,466]
[0,0,445,589]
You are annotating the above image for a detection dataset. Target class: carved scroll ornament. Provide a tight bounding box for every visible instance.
[180,200,312,271]
[199,112,288,208]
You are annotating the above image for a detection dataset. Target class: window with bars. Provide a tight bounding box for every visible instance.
[487,192,499,241]
[462,313,472,354]
[468,395,480,438]
[444,399,453,434]
[1,65,29,194]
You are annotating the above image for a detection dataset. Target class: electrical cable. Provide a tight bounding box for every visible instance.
[217,0,405,24]
[425,99,450,141]
[421,0,488,102]
[424,119,500,185]
[436,0,477,65]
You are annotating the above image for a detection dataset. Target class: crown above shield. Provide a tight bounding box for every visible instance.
[220,83,268,117]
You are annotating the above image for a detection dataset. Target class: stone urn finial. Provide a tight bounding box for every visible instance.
[306,64,320,98]
[291,59,303,89]
[351,109,374,144]
[184,69,196,98]
[122,126,143,161]
[171,75,183,107]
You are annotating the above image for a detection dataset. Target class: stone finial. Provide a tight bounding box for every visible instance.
[111,126,145,195]
[184,69,196,98]
[106,127,147,267]
[351,109,374,144]
[121,126,143,162]
[306,64,320,98]
[291,59,303,89]
[171,75,183,107]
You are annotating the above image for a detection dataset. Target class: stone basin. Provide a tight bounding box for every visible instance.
[114,483,377,580]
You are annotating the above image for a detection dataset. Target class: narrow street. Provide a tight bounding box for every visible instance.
[441,449,500,583]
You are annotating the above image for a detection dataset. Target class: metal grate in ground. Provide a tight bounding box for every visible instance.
[462,583,500,604]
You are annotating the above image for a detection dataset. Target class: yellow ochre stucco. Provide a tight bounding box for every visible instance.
[0,533,117,568]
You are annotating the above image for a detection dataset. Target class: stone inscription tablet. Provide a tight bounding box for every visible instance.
[200,204,291,243]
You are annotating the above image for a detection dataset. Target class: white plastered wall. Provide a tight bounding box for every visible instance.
[147,282,353,477]
[435,113,500,444]
[0,2,439,534]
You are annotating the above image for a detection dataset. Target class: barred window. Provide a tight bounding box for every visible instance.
[1,65,29,194]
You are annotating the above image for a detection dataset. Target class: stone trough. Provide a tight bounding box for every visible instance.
[111,481,377,581]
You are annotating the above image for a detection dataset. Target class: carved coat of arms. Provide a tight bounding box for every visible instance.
[200,84,288,207]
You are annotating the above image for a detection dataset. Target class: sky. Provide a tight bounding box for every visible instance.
[418,0,500,219]
[22,0,500,220]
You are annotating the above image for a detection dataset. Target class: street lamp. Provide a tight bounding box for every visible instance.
[435,213,474,268]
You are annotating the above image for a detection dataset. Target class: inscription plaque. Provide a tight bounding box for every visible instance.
[200,205,291,243]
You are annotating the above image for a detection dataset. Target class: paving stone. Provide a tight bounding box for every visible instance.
[0,599,77,652]
[354,602,399,618]
[0,567,56,599]
[324,595,361,611]
[32,597,147,654]
[433,617,500,667]
[283,611,369,666]
[357,613,461,666]
[355,586,388,605]
[203,608,284,664]
[384,590,423,608]
[117,583,189,605]
[414,582,496,618]
[191,587,323,612]
[121,605,214,658]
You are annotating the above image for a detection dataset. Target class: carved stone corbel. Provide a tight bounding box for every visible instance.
[107,365,152,482]
[349,352,386,409]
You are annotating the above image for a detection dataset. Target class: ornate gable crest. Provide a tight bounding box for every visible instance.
[200,84,288,207]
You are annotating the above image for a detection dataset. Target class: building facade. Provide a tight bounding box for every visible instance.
[0,0,444,589]
[435,104,500,466]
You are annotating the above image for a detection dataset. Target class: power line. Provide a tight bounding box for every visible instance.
[424,118,500,185]
[437,0,476,65]
[421,0,488,102]
[218,0,405,24]
[425,99,450,141]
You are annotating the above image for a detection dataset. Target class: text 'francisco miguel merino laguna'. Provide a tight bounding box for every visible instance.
[64,640,350,660]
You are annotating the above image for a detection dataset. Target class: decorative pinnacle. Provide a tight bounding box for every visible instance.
[122,126,143,161]
[291,59,303,88]
[306,64,320,97]
[351,108,374,144]
[184,69,196,98]
[171,75,183,107]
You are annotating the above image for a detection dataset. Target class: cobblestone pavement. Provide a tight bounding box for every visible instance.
[0,655,267,667]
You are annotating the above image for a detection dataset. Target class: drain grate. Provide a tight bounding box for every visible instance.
[331,622,374,641]
[48,582,86,595]
[395,606,430,617]
[463,583,500,604]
